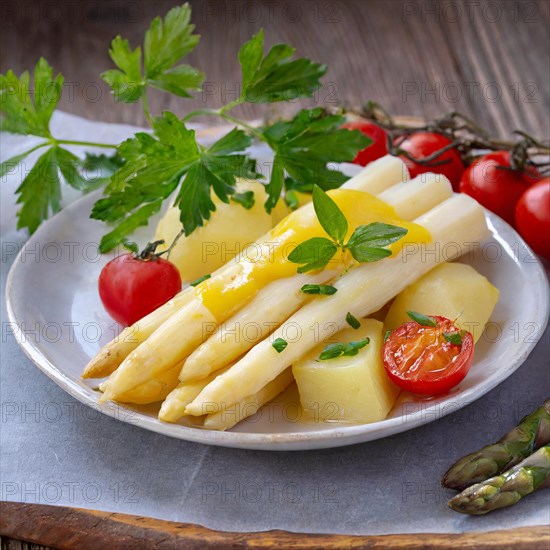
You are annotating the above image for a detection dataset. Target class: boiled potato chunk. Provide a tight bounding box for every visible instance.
[384,262,499,343]
[154,179,275,282]
[292,319,399,424]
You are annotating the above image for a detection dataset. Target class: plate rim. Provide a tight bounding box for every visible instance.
[5,191,549,451]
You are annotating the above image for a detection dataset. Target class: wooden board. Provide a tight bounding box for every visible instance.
[1,502,549,550]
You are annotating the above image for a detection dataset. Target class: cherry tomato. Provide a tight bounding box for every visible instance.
[396,132,465,190]
[515,178,550,259]
[99,253,181,326]
[383,316,474,395]
[342,120,389,166]
[459,151,541,225]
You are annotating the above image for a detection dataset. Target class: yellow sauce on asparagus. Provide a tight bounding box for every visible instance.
[195,190,431,321]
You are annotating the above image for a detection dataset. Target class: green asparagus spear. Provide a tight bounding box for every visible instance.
[443,399,550,490]
[448,445,550,515]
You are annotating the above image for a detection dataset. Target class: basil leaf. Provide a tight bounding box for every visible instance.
[287,237,338,273]
[312,185,348,245]
[347,222,408,249]
[348,246,392,263]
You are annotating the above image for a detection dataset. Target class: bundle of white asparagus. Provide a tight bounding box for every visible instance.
[84,155,490,430]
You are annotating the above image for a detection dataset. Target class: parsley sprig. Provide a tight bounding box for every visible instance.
[288,186,408,273]
[101,4,203,122]
[1,3,370,245]
[0,58,119,233]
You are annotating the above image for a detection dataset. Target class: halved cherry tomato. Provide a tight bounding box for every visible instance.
[383,315,474,395]
[459,151,541,225]
[396,132,465,190]
[342,120,389,166]
[99,252,181,326]
[515,177,550,259]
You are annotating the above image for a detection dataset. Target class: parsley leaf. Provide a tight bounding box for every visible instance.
[300,284,337,295]
[92,114,257,251]
[102,4,203,103]
[319,338,370,360]
[15,148,61,233]
[1,150,37,179]
[238,29,326,103]
[0,57,62,137]
[11,144,113,233]
[407,311,437,327]
[231,191,255,209]
[384,330,392,343]
[345,312,361,329]
[272,338,288,353]
[262,108,370,211]
[284,189,300,210]
[102,37,144,102]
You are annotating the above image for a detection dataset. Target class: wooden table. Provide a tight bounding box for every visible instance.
[1,1,549,548]
[1,0,548,137]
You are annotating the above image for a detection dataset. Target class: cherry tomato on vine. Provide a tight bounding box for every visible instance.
[396,132,465,190]
[459,151,541,225]
[99,245,182,326]
[515,177,550,259]
[342,120,389,166]
[383,315,474,395]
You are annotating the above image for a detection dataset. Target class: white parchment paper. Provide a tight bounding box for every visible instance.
[1,112,549,535]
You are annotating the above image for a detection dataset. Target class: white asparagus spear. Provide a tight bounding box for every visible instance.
[99,298,217,402]
[158,366,231,422]
[185,194,489,416]
[203,368,294,431]
[179,174,452,384]
[98,158,410,400]
[82,286,195,379]
[98,363,181,405]
[83,155,407,380]
[178,271,338,383]
[343,154,409,192]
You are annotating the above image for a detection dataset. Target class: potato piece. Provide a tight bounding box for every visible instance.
[154,179,275,282]
[384,262,499,343]
[292,319,399,424]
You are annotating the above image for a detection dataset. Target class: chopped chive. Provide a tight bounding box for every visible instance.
[443,330,467,346]
[345,312,361,329]
[272,338,288,353]
[407,310,437,327]
[318,338,369,360]
[300,284,338,295]
[190,273,211,287]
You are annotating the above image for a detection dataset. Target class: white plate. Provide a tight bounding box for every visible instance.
[5,150,549,450]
